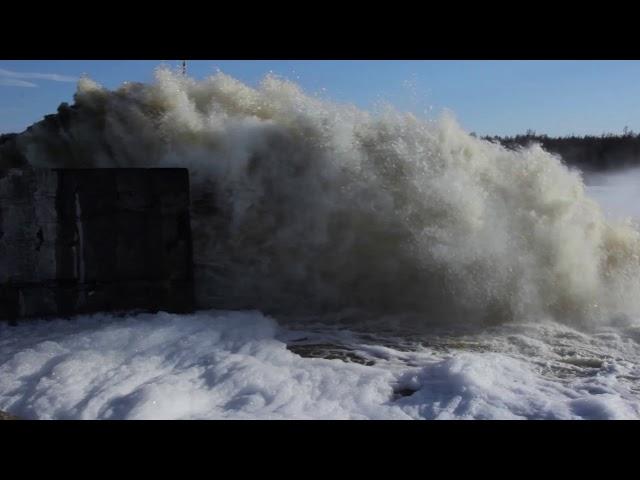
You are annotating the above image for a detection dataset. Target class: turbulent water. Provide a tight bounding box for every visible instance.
[6,67,640,327]
[2,310,640,419]
[2,68,640,419]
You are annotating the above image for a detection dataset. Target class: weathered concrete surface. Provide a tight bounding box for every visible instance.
[0,168,194,321]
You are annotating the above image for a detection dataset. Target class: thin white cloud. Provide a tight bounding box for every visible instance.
[0,77,37,88]
[0,68,78,87]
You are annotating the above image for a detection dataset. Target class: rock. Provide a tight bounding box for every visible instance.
[0,167,194,321]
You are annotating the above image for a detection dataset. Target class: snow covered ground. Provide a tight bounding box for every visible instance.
[1,309,639,419]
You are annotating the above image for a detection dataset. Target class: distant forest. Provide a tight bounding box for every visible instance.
[480,128,640,172]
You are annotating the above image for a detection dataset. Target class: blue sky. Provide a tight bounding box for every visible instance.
[1,60,640,137]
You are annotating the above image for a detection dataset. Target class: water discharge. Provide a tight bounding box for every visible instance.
[5,67,640,327]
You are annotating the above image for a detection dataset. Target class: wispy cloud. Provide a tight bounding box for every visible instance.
[0,68,78,87]
[0,77,37,87]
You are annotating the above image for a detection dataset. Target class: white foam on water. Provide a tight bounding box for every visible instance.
[1,310,639,420]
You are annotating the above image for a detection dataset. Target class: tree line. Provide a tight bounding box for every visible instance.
[479,128,640,172]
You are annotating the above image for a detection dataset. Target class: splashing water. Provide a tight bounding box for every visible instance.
[6,67,640,327]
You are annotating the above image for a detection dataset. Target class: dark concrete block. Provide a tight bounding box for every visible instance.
[82,227,118,281]
[0,167,194,321]
[113,211,149,280]
[116,170,153,212]
[150,169,190,214]
[15,285,59,318]
[73,170,118,218]
[0,286,19,320]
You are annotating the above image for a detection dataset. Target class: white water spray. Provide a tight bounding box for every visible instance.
[7,67,640,326]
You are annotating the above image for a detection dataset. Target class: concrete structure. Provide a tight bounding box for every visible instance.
[0,168,194,322]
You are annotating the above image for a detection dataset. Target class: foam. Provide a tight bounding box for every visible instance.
[1,310,638,419]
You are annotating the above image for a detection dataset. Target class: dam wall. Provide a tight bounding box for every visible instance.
[0,168,194,321]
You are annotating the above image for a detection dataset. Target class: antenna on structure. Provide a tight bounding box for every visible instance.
[181,60,187,76]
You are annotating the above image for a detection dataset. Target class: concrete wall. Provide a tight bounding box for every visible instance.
[0,168,194,321]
